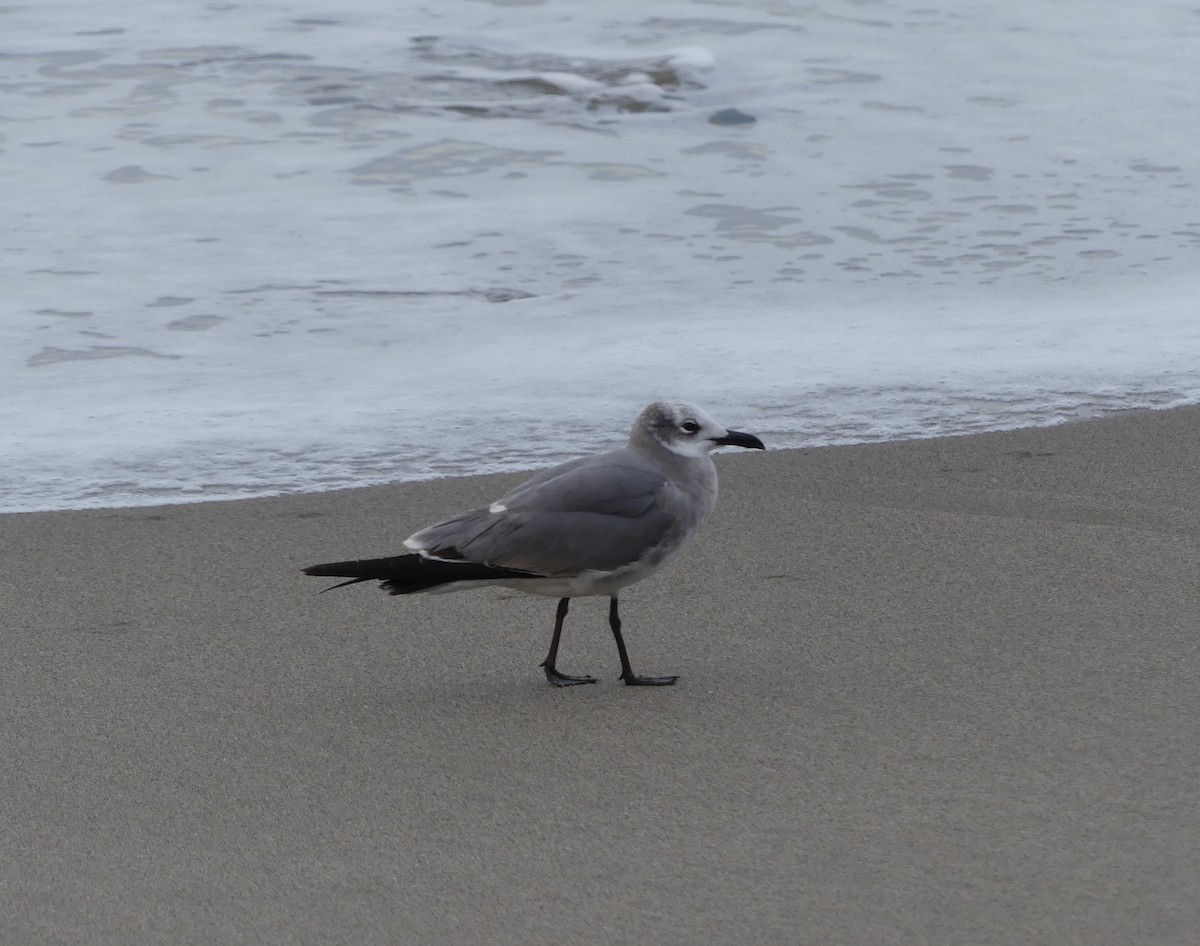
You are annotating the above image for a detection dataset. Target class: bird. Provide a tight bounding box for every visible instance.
[302,401,764,686]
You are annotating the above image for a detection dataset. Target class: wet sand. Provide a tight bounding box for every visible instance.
[3,407,1198,944]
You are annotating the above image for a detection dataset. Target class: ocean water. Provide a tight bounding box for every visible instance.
[4,0,1200,512]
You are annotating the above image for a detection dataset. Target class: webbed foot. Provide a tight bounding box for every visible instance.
[619,672,679,687]
[542,662,597,687]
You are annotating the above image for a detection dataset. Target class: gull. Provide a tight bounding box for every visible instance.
[302,401,764,686]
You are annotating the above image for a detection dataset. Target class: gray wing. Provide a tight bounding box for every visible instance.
[406,448,682,576]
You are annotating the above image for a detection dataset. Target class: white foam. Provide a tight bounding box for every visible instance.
[666,47,716,72]
[533,72,606,95]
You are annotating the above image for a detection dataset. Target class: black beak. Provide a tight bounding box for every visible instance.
[711,429,765,451]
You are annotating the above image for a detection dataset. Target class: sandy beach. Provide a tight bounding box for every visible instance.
[3,406,1198,945]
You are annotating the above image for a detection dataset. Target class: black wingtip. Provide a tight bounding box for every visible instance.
[301,553,547,597]
[316,577,372,593]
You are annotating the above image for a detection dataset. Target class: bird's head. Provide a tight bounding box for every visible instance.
[633,401,765,459]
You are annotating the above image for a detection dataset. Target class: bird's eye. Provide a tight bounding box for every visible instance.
[681,421,700,434]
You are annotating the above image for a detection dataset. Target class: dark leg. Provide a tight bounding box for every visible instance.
[541,597,596,687]
[610,596,678,686]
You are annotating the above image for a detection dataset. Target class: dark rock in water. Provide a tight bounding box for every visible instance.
[709,108,756,126]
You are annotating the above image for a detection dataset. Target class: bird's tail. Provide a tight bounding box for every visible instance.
[302,554,540,595]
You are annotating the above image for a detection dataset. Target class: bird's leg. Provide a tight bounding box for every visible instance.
[541,597,596,687]
[610,596,678,686]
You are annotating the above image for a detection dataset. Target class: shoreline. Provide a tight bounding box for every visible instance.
[4,405,1199,944]
[1,402,1187,520]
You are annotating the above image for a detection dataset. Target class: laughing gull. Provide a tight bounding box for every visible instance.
[303,401,764,686]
